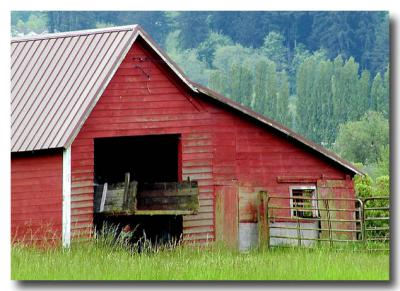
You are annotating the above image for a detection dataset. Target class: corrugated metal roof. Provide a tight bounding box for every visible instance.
[11,25,139,152]
[10,25,361,175]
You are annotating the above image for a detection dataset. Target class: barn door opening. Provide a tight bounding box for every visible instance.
[94,134,180,185]
[93,134,183,246]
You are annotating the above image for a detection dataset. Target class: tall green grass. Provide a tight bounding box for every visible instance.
[11,226,390,281]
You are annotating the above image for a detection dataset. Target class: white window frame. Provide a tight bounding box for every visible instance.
[289,185,318,218]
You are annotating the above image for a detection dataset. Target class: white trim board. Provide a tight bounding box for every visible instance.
[62,147,71,247]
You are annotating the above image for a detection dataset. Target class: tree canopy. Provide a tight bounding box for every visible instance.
[11,11,390,178]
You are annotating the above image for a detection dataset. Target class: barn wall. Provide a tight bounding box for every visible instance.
[70,36,355,246]
[233,116,351,224]
[71,38,216,243]
[11,151,63,245]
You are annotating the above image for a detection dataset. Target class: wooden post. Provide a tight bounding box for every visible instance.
[265,192,270,249]
[257,191,269,250]
[130,181,138,211]
[99,183,108,213]
[325,199,333,247]
[122,172,130,210]
[296,214,302,247]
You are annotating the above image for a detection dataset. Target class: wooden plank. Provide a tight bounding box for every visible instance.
[277,176,319,183]
[98,209,197,216]
[138,188,198,197]
[257,191,269,249]
[99,183,107,212]
[122,172,130,209]
[215,183,238,249]
[317,179,357,242]
[141,181,198,190]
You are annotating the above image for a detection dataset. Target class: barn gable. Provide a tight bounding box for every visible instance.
[11,25,361,176]
[11,25,362,247]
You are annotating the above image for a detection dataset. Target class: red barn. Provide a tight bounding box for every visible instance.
[11,25,361,249]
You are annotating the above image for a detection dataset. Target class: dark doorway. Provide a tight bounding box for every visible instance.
[93,134,182,247]
[94,134,180,184]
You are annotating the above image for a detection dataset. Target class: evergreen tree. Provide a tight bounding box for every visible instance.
[262,31,289,71]
[383,65,390,118]
[276,70,290,126]
[289,43,311,94]
[342,57,360,121]
[197,32,233,67]
[229,63,240,103]
[208,70,227,95]
[253,60,269,114]
[317,60,334,145]
[229,63,253,106]
[371,72,385,114]
[371,72,384,111]
[358,70,371,117]
[331,55,346,136]
[369,12,389,75]
[241,65,254,108]
[296,55,318,141]
[264,62,278,119]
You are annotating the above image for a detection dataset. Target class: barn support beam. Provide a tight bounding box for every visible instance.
[62,146,71,247]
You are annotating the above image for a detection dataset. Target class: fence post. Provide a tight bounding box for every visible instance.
[359,199,365,243]
[324,199,333,248]
[296,215,301,247]
[257,191,269,250]
[265,194,270,249]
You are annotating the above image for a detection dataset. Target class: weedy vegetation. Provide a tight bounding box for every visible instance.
[11,225,389,281]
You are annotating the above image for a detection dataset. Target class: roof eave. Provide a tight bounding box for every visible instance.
[10,25,364,177]
[193,84,363,177]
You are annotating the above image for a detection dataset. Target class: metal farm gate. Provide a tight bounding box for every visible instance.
[363,197,390,251]
[258,192,389,251]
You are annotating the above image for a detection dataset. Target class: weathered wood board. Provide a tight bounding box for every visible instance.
[215,183,239,249]
[94,181,137,213]
[94,180,199,214]
[137,181,199,212]
[317,179,356,242]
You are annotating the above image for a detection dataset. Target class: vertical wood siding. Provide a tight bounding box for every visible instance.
[11,151,63,245]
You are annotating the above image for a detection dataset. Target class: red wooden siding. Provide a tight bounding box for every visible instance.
[71,38,216,242]
[11,151,63,245]
[232,117,351,223]
[70,36,355,244]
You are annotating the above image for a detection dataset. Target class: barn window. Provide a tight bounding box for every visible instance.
[290,186,318,218]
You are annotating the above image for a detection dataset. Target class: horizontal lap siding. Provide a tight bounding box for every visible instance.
[11,152,62,244]
[71,39,215,243]
[69,36,353,244]
[234,118,349,223]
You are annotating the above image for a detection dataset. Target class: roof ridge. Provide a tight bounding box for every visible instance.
[11,24,139,43]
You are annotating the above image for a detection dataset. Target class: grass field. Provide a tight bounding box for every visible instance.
[11,238,390,281]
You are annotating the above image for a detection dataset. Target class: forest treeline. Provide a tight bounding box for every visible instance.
[11,11,390,179]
